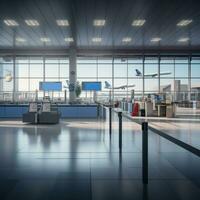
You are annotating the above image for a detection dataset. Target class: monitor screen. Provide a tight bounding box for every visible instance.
[82,82,101,91]
[39,82,62,91]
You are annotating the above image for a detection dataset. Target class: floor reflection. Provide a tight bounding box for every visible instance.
[23,125,61,149]
[0,119,199,199]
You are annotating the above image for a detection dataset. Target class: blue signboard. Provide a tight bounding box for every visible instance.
[82,82,101,91]
[39,82,62,91]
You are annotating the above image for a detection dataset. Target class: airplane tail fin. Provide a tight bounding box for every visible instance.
[105,81,111,89]
[135,69,142,76]
[66,80,69,86]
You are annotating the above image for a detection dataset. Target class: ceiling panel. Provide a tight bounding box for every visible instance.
[0,0,200,50]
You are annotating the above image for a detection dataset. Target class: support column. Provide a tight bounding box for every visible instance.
[142,55,145,97]
[0,58,3,95]
[188,56,191,101]
[158,56,161,94]
[43,56,45,98]
[69,47,77,103]
[13,55,16,102]
[112,57,114,103]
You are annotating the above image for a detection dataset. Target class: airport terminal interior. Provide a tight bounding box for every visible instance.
[1,0,200,199]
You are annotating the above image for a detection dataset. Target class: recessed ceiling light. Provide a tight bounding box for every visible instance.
[56,19,69,26]
[16,37,26,42]
[64,37,74,42]
[4,19,19,26]
[40,37,50,42]
[122,37,132,42]
[178,37,189,42]
[93,19,106,26]
[25,19,39,26]
[132,19,146,26]
[177,19,192,27]
[151,37,162,42]
[92,37,102,42]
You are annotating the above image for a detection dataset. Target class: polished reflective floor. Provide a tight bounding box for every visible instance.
[150,120,200,150]
[0,116,200,200]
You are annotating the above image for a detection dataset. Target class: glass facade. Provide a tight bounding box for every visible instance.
[77,56,200,102]
[0,55,200,102]
[0,56,69,102]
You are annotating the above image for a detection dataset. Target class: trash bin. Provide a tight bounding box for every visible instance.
[140,109,145,117]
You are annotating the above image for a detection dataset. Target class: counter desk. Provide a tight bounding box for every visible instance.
[0,104,99,118]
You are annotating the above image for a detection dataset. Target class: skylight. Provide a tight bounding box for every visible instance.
[25,20,39,26]
[177,20,192,27]
[132,19,146,26]
[178,37,189,42]
[16,37,26,42]
[93,19,106,26]
[40,37,51,42]
[151,37,162,42]
[4,19,19,26]
[56,20,69,26]
[122,37,132,42]
[64,37,74,42]
[92,37,102,42]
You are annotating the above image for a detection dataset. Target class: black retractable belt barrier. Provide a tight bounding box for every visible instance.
[118,111,122,152]
[142,122,148,184]
[109,106,112,137]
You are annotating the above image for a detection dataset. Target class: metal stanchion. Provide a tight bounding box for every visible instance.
[109,106,112,137]
[97,103,100,118]
[142,122,148,184]
[118,111,122,152]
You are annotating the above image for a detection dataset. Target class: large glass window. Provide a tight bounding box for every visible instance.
[114,59,128,77]
[0,55,200,102]
[175,65,188,77]
[77,57,97,79]
[45,58,69,81]
[76,56,200,101]
[0,57,14,93]
[160,57,175,93]
[98,60,112,78]
[144,57,158,92]
[160,58,175,77]
[16,57,42,91]
[0,57,13,105]
[30,64,43,78]
[191,57,200,78]
[128,58,143,93]
[14,57,69,92]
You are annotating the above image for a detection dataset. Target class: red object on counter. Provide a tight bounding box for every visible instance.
[115,101,119,108]
[131,103,139,116]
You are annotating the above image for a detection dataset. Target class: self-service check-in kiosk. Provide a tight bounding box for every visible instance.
[22,102,38,124]
[23,102,60,124]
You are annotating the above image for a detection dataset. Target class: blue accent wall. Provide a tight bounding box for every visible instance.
[0,104,98,118]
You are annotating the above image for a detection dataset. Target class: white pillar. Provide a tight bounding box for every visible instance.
[188,56,191,101]
[69,47,77,103]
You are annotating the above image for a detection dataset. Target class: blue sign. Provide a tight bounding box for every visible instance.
[39,82,62,91]
[82,82,102,91]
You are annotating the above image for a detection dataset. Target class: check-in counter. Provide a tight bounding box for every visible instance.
[128,103,133,113]
[145,102,154,116]
[0,104,98,118]
[166,104,176,118]
[0,104,28,118]
[157,105,166,117]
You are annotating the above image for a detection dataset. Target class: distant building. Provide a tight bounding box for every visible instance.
[161,80,189,101]
[191,83,200,101]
